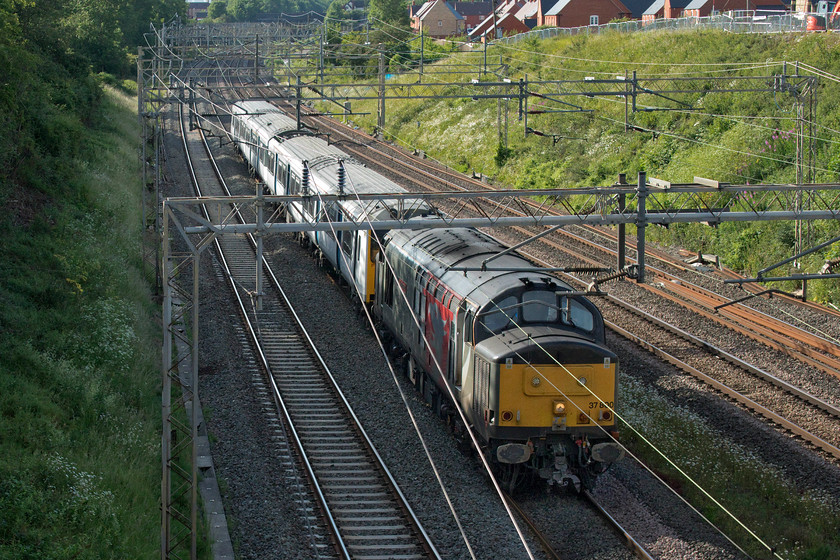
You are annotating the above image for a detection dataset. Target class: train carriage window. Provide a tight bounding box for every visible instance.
[560,296,594,332]
[340,229,353,257]
[522,291,558,322]
[260,141,269,167]
[279,164,287,188]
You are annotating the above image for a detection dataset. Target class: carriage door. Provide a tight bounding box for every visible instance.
[459,305,476,408]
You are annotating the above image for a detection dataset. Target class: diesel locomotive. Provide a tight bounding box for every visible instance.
[230,100,623,491]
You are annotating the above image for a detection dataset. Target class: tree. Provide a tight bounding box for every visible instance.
[368,0,408,27]
[208,0,227,18]
[325,0,349,44]
[228,0,261,20]
[61,0,126,74]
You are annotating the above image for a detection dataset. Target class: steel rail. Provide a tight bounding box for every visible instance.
[510,243,840,459]
[510,238,840,455]
[502,494,563,560]
[606,315,840,461]
[646,278,840,379]
[225,81,444,560]
[581,492,656,560]
[501,490,657,560]
[180,95,441,559]
[179,99,350,558]
[296,103,840,383]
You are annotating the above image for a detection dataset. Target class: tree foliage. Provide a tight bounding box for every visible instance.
[208,0,228,18]
[228,0,262,20]
[0,0,186,207]
[368,0,409,27]
[325,0,350,43]
[219,0,332,20]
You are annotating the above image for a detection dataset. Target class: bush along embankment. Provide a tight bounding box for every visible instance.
[0,83,162,559]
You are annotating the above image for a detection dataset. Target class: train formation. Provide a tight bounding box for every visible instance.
[230,99,624,491]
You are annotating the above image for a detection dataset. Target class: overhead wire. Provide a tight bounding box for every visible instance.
[323,170,539,560]
[299,164,486,559]
[178,33,836,556]
[361,111,791,559]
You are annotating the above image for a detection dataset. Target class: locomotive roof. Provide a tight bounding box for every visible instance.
[388,227,575,307]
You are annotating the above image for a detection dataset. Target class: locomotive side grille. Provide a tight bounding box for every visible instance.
[473,357,490,423]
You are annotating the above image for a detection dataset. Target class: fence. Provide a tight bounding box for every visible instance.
[498,11,817,44]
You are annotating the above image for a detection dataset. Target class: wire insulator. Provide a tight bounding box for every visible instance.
[587,266,638,292]
[337,159,345,195]
[302,160,309,195]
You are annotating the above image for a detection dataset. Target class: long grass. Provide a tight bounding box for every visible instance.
[0,87,162,560]
[619,375,840,559]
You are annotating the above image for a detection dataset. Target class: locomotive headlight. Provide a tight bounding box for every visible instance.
[578,376,587,386]
[531,376,541,387]
[552,400,566,416]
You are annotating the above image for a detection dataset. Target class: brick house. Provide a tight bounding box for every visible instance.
[452,1,494,33]
[620,0,657,18]
[663,0,690,18]
[642,0,665,22]
[514,0,541,27]
[412,0,466,36]
[469,0,532,41]
[538,0,633,27]
[682,0,788,16]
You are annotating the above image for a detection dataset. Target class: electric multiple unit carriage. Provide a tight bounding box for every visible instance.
[230,100,623,490]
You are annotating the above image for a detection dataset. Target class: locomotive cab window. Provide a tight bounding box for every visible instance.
[560,296,594,332]
[478,295,517,336]
[522,291,558,322]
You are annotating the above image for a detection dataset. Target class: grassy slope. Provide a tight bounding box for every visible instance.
[0,88,161,560]
[335,29,840,304]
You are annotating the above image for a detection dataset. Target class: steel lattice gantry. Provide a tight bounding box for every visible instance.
[162,176,840,284]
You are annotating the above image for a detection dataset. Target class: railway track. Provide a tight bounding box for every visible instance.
[177,98,441,560]
[171,80,788,557]
[277,103,840,465]
[505,491,656,560]
[194,82,682,559]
